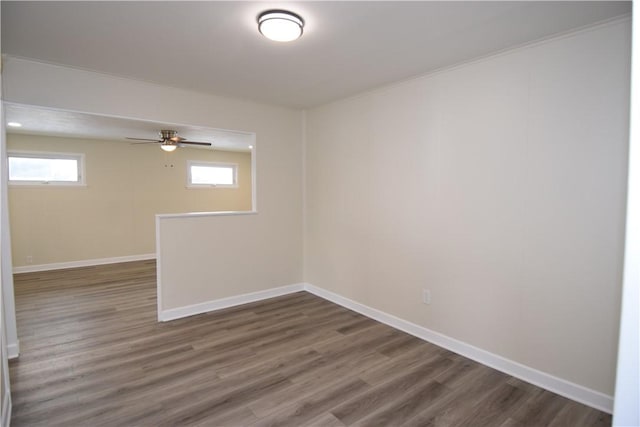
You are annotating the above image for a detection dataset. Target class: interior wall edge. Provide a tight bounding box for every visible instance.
[612,2,640,424]
[12,253,156,274]
[1,387,11,427]
[301,109,308,283]
[0,71,19,374]
[303,283,613,414]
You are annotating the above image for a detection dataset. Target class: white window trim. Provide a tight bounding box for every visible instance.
[8,150,86,187]
[186,160,238,188]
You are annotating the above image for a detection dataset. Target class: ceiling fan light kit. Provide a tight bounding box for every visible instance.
[258,10,304,42]
[160,143,177,152]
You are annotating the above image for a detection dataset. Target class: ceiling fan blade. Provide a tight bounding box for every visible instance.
[180,141,212,147]
[126,137,161,142]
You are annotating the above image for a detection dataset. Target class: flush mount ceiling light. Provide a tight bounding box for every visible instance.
[258,10,304,42]
[7,122,22,128]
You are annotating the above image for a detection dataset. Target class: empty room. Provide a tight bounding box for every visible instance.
[0,2,638,427]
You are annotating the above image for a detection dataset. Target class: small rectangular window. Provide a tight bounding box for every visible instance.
[187,161,238,188]
[8,151,85,186]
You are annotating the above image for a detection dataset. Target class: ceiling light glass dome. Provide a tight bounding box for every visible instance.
[258,10,304,42]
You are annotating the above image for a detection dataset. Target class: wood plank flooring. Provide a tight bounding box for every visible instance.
[10,260,611,426]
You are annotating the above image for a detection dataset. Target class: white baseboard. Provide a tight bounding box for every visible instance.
[1,390,10,427]
[13,253,156,274]
[158,283,305,322]
[7,341,19,360]
[303,283,614,414]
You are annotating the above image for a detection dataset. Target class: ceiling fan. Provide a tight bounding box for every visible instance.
[127,130,212,152]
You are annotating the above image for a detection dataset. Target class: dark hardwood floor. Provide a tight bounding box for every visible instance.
[9,260,610,426]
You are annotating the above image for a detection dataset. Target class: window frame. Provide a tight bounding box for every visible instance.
[7,150,86,187]
[186,160,238,189]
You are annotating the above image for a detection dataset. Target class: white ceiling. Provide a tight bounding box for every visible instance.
[1,1,631,109]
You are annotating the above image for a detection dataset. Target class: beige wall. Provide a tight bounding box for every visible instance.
[8,133,252,267]
[305,20,630,396]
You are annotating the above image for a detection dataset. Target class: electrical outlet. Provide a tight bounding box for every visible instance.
[422,289,431,305]
[26,255,33,264]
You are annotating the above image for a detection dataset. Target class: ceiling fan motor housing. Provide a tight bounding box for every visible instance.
[160,130,180,141]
